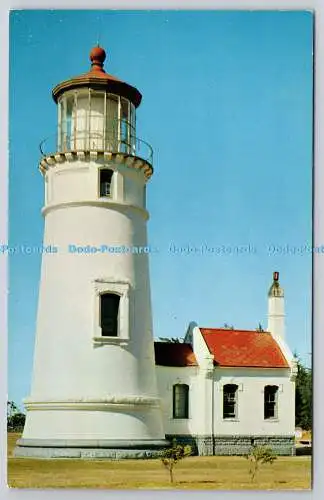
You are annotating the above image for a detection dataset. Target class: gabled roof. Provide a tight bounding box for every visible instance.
[200,328,289,368]
[154,342,198,367]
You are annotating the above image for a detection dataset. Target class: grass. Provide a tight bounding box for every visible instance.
[7,433,312,490]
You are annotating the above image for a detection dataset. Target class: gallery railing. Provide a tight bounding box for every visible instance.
[39,129,153,166]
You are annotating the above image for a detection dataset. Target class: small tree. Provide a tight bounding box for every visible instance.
[7,400,26,432]
[246,445,277,482]
[161,439,192,484]
[223,323,234,330]
[295,355,312,430]
[7,401,19,419]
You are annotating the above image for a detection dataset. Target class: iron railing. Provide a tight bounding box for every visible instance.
[39,130,153,166]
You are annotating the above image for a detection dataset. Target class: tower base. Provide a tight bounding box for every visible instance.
[14,438,169,459]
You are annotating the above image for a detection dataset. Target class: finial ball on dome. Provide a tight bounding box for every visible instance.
[90,46,106,64]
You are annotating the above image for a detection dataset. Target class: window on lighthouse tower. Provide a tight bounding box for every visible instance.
[99,169,113,197]
[100,293,120,337]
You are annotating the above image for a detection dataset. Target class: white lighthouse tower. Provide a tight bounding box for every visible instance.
[15,46,167,458]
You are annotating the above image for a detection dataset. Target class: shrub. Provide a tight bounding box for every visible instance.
[246,445,277,482]
[161,439,192,484]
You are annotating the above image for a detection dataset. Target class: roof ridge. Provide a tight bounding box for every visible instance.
[200,327,271,334]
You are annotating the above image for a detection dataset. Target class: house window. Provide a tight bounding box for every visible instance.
[223,384,238,419]
[173,384,189,419]
[100,293,120,337]
[264,385,278,419]
[99,169,113,197]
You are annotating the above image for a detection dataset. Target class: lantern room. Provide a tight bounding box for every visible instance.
[44,46,152,163]
[56,88,136,153]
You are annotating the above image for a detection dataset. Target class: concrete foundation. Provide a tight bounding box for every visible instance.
[14,438,169,459]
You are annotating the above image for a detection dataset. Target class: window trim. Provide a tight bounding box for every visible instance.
[93,279,130,345]
[172,383,189,420]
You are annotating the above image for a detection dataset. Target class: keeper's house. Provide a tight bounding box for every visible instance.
[154,272,297,456]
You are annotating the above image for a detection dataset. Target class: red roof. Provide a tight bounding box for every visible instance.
[154,342,198,367]
[200,328,289,368]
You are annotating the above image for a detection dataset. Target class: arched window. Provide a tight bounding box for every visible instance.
[100,293,120,337]
[264,385,279,419]
[223,384,238,419]
[99,169,113,198]
[173,384,189,419]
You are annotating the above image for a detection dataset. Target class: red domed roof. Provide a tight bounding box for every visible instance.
[52,45,142,107]
[90,46,106,66]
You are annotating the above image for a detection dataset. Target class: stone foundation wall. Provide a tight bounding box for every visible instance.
[166,435,295,456]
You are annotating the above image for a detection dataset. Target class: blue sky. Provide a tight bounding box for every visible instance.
[8,10,313,408]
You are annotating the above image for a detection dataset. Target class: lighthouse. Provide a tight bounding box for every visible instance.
[15,46,167,458]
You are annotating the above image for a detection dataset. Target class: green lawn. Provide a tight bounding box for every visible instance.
[7,433,312,490]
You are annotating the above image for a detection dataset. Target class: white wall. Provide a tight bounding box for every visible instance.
[23,155,163,443]
[156,365,295,438]
[46,159,146,210]
[213,367,295,436]
[156,366,212,436]
[184,323,214,367]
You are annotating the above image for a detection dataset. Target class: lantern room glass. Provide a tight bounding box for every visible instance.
[57,90,136,154]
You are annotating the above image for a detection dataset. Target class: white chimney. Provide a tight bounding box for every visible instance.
[267,271,285,340]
